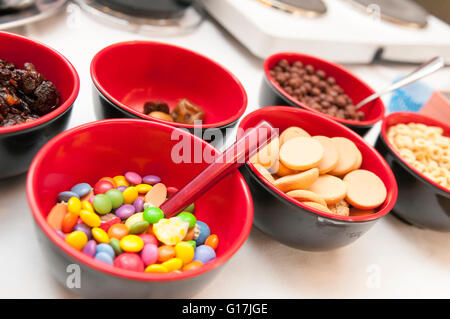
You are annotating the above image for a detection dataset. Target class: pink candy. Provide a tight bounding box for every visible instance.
[140,244,158,266]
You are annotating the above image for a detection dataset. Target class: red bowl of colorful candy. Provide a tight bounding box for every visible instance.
[90,41,248,146]
[260,52,386,136]
[26,119,253,298]
[0,31,79,179]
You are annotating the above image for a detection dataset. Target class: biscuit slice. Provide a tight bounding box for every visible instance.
[286,189,327,207]
[273,168,319,193]
[329,137,359,176]
[308,174,347,205]
[280,126,311,145]
[344,169,387,210]
[279,137,324,170]
[301,201,332,214]
[312,136,339,174]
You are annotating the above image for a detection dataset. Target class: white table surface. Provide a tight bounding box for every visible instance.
[1,4,449,299]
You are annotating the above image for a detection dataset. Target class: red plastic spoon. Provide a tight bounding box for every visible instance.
[161,121,278,218]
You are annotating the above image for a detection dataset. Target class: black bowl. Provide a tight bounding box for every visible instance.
[238,107,398,251]
[0,32,79,179]
[375,112,450,231]
[260,52,386,137]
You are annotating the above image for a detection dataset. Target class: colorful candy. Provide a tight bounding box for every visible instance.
[47,172,218,274]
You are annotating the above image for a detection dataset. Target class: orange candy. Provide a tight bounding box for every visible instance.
[100,177,117,188]
[61,211,79,233]
[182,260,203,271]
[205,234,219,250]
[47,203,67,230]
[107,223,129,240]
[158,245,175,263]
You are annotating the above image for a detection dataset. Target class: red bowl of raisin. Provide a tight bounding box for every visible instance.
[0,31,80,179]
[260,52,385,136]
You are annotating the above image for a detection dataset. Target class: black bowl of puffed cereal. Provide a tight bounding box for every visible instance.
[0,31,79,179]
[375,112,450,231]
[260,52,385,136]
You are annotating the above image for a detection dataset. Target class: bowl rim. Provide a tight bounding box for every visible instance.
[90,40,248,129]
[0,31,80,135]
[238,106,398,222]
[381,111,450,195]
[263,52,385,127]
[26,118,254,282]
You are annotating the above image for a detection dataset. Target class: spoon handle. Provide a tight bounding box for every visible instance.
[356,56,445,109]
[161,121,278,218]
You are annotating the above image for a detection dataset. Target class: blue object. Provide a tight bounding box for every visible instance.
[57,191,80,202]
[193,245,216,264]
[388,79,433,114]
[95,252,114,265]
[194,221,210,245]
[96,243,115,259]
[70,183,92,197]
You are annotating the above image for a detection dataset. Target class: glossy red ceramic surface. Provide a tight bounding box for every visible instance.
[91,41,247,129]
[238,106,397,222]
[27,119,253,282]
[263,52,385,128]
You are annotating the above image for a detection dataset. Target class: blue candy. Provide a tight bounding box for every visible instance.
[96,243,115,259]
[194,221,210,245]
[95,252,114,265]
[57,191,80,202]
[70,183,92,197]
[193,245,216,264]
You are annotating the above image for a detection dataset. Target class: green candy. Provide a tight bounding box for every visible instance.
[143,207,165,224]
[129,220,150,234]
[183,203,195,213]
[93,194,112,215]
[110,238,123,256]
[177,212,196,229]
[106,189,124,209]
[187,240,196,249]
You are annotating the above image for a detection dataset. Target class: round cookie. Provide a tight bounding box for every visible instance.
[329,137,359,176]
[344,169,387,210]
[286,189,327,207]
[308,174,347,205]
[275,160,297,177]
[280,126,311,145]
[252,163,276,184]
[279,137,324,170]
[301,201,332,214]
[250,137,280,170]
[312,136,339,174]
[273,168,319,193]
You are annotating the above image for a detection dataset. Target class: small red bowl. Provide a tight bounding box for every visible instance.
[375,112,450,231]
[90,41,247,145]
[238,107,397,251]
[26,119,253,298]
[260,52,385,136]
[0,31,79,179]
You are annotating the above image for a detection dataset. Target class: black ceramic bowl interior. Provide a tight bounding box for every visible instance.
[0,31,79,179]
[375,112,450,231]
[260,52,386,136]
[238,106,398,251]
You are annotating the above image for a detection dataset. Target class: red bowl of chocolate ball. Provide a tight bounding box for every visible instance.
[90,41,248,147]
[260,52,386,136]
[0,31,80,179]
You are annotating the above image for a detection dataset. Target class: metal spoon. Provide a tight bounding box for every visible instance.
[356,56,445,109]
[0,0,35,11]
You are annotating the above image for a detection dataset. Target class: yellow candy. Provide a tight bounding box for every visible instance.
[66,231,88,250]
[123,187,138,204]
[80,209,101,227]
[92,227,110,244]
[113,175,129,187]
[161,258,183,272]
[153,217,189,246]
[81,200,94,213]
[67,197,81,215]
[120,235,144,252]
[125,212,144,229]
[136,184,152,194]
[145,264,168,273]
[175,242,195,265]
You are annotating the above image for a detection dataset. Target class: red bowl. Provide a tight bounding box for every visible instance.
[26,119,253,298]
[260,52,386,136]
[238,107,397,251]
[90,41,247,144]
[375,112,450,231]
[0,31,80,178]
